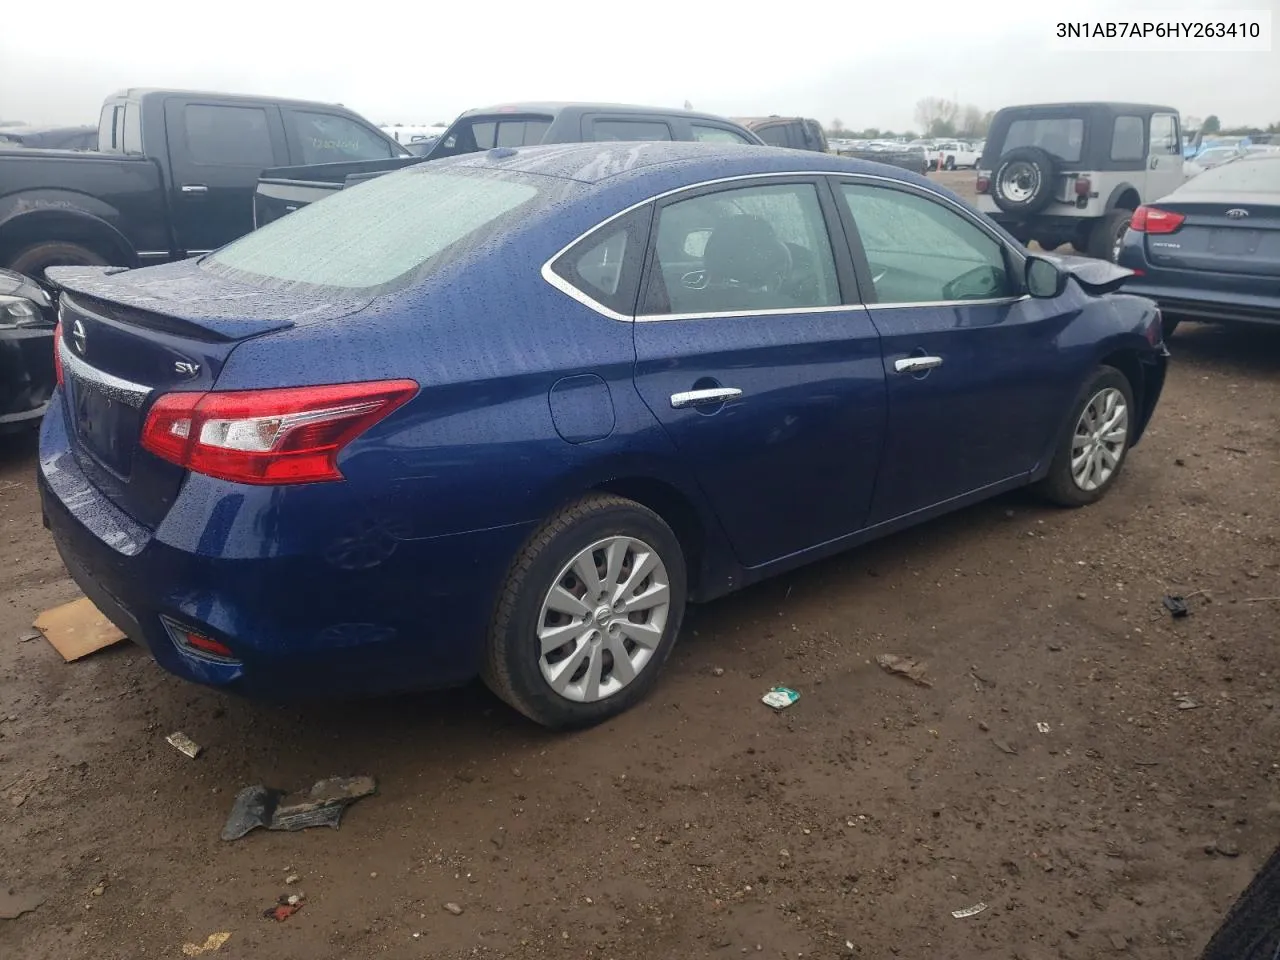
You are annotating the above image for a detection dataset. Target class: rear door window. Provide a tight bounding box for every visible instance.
[691,124,753,144]
[754,125,791,148]
[431,116,554,158]
[183,104,274,166]
[642,182,840,315]
[288,111,395,164]
[591,119,673,142]
[1002,117,1084,163]
[1110,116,1145,161]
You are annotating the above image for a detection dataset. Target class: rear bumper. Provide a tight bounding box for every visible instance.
[38,402,533,699]
[1120,279,1280,326]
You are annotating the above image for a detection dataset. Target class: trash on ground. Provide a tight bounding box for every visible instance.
[875,654,933,688]
[285,873,300,884]
[443,901,464,915]
[181,932,231,956]
[710,666,725,677]
[166,731,204,759]
[0,886,45,919]
[993,739,1018,755]
[264,893,304,922]
[17,629,41,643]
[1174,695,1199,711]
[951,901,988,919]
[32,597,127,662]
[761,687,800,710]
[221,775,376,841]
[1162,595,1190,618]
[1036,722,1051,734]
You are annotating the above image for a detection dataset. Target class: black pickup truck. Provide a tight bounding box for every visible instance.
[254,102,765,227]
[0,89,404,281]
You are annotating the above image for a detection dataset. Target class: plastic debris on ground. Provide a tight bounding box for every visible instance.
[1036,722,1051,734]
[1162,595,1190,618]
[875,654,933,688]
[761,687,800,710]
[951,901,988,919]
[221,775,376,841]
[264,893,305,922]
[181,932,231,956]
[1175,695,1200,710]
[166,731,203,759]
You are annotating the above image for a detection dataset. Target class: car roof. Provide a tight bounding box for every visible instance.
[439,141,929,186]
[457,101,748,126]
[109,88,355,111]
[995,102,1178,115]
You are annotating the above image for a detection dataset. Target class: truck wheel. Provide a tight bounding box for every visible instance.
[944,156,956,170]
[1085,211,1133,262]
[8,242,109,285]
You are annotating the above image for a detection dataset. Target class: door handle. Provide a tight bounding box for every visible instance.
[894,356,943,374]
[181,184,209,195]
[670,387,742,409]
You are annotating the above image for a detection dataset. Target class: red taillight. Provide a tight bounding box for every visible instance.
[141,380,418,485]
[1074,176,1092,197]
[53,319,64,387]
[1130,206,1185,234]
[183,631,235,658]
[975,175,991,194]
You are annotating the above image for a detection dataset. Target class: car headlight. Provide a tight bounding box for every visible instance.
[0,294,48,329]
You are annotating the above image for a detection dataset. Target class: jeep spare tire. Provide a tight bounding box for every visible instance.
[992,147,1058,215]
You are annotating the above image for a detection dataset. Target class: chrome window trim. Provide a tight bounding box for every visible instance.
[539,170,1027,322]
[58,337,152,408]
[866,294,1030,311]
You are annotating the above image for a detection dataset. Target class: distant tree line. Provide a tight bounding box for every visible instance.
[827,99,996,142]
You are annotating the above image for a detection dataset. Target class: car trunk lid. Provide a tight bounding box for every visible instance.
[1143,196,1280,278]
[47,262,371,528]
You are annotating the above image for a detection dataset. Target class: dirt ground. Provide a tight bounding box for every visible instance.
[3,172,1280,959]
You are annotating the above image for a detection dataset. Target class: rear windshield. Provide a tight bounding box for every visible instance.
[1185,157,1280,193]
[1000,117,1085,163]
[428,116,553,159]
[207,168,547,292]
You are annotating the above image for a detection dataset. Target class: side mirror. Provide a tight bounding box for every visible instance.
[1025,256,1067,299]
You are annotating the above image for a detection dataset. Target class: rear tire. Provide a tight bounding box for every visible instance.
[482,494,687,729]
[1037,366,1135,508]
[7,241,110,286]
[1085,210,1133,262]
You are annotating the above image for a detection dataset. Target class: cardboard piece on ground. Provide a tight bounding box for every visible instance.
[33,597,127,662]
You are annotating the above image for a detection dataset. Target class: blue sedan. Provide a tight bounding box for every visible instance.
[1118,154,1280,336]
[39,143,1168,727]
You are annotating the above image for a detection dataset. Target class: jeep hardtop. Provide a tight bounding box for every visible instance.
[975,102,1184,260]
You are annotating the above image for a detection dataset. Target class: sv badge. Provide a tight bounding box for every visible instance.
[174,360,201,377]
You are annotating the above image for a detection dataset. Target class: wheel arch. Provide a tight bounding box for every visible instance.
[0,207,138,268]
[1105,183,1142,212]
[591,475,717,600]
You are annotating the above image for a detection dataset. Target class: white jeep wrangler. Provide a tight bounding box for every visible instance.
[974,102,1185,260]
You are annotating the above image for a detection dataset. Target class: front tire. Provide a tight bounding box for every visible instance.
[1037,366,1135,507]
[482,494,687,729]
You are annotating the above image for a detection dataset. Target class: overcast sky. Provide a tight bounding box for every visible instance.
[1,0,1275,131]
